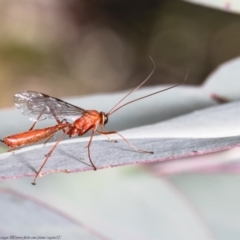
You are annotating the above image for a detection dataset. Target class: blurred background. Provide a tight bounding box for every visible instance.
[1,0,240,107]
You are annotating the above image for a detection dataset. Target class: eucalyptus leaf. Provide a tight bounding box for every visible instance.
[0,188,109,240]
[0,101,240,181]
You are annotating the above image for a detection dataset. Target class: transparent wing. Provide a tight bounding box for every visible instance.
[14,91,86,122]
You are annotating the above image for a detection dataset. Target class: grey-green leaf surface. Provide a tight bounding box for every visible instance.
[0,100,240,180]
[0,188,109,240]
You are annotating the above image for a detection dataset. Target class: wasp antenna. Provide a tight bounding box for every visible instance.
[107,56,155,115]
[108,68,189,116]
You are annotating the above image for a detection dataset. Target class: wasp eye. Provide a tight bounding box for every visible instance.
[104,115,108,125]
[100,112,108,125]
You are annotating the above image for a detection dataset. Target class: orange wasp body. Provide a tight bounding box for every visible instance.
[3,123,69,149]
[1,58,187,184]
